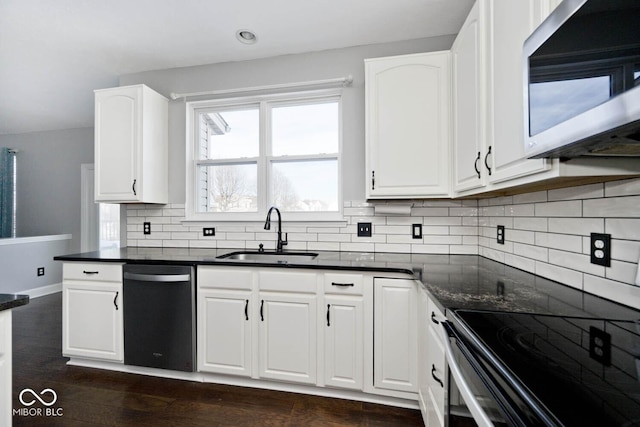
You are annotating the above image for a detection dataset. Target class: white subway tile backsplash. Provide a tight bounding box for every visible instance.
[605,178,640,197]
[125,179,640,309]
[548,218,603,235]
[535,200,582,217]
[535,261,584,290]
[584,196,640,218]
[584,274,640,308]
[548,183,603,201]
[610,239,640,263]
[534,232,582,253]
[513,243,548,262]
[605,260,639,284]
[606,218,640,240]
[513,217,547,232]
[505,204,535,217]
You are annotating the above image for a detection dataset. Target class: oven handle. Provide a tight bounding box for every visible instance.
[441,321,494,427]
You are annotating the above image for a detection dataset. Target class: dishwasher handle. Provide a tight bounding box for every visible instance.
[123,272,191,283]
[441,321,494,427]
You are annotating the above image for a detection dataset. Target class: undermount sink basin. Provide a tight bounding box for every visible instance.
[216,251,319,263]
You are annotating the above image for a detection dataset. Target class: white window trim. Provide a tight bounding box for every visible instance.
[184,89,344,223]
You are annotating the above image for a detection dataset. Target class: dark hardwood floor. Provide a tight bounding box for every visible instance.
[12,293,423,426]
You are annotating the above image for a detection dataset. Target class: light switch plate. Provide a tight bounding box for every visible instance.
[412,224,423,239]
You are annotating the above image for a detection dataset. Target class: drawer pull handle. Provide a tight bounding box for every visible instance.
[331,282,354,287]
[83,270,99,275]
[113,292,119,311]
[474,151,481,179]
[260,300,264,322]
[431,311,440,324]
[432,364,443,388]
[244,299,249,321]
[327,304,331,327]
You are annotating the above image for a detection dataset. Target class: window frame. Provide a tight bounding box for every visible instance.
[185,89,343,223]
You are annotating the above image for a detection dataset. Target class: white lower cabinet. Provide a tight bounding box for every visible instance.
[374,278,418,394]
[198,289,252,376]
[62,263,124,362]
[419,286,446,427]
[0,310,12,427]
[197,266,418,403]
[259,292,317,384]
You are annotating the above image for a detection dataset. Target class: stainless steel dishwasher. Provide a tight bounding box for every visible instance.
[123,264,195,372]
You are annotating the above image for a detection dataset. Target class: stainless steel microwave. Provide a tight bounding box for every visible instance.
[523,0,640,159]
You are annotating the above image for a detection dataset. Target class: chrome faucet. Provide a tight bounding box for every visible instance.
[264,206,288,253]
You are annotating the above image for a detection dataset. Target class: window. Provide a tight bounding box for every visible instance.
[186,91,342,221]
[99,204,120,249]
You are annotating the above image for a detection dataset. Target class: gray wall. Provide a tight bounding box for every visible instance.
[0,128,94,253]
[0,238,70,294]
[119,36,455,204]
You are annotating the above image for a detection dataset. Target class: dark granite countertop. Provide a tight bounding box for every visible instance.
[54,247,640,320]
[0,294,29,311]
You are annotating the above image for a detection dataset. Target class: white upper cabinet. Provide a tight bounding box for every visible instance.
[452,2,485,193]
[365,52,451,199]
[94,84,168,204]
[483,0,552,185]
[454,0,640,196]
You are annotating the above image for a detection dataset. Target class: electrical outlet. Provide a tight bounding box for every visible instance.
[357,222,372,237]
[412,224,423,239]
[497,225,505,244]
[590,233,611,267]
[589,326,611,366]
[143,222,151,235]
[37,267,45,277]
[203,227,215,237]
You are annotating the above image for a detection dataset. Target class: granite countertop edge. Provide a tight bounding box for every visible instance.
[0,294,29,312]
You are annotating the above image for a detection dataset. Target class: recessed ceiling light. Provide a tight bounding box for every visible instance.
[236,29,258,45]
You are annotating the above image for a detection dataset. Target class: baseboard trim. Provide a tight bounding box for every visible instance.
[21,283,62,299]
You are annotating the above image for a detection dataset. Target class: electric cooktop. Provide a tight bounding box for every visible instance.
[455,310,640,426]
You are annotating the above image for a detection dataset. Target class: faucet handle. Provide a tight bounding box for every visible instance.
[258,243,264,253]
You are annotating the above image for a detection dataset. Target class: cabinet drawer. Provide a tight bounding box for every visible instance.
[259,270,316,293]
[198,267,253,290]
[63,262,123,282]
[323,273,363,295]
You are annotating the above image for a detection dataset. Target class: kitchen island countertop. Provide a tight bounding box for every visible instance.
[0,294,29,312]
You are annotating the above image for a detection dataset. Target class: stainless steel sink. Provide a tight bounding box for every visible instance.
[216,251,318,263]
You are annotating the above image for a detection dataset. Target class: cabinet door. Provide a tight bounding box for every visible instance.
[373,278,418,393]
[95,86,140,202]
[198,289,252,376]
[484,0,550,185]
[452,2,485,193]
[63,281,123,361]
[365,52,451,198]
[259,293,317,384]
[324,295,363,390]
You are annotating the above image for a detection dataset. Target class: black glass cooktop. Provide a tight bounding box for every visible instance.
[455,310,640,427]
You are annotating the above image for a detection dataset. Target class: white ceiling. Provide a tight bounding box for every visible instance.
[0,0,474,136]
